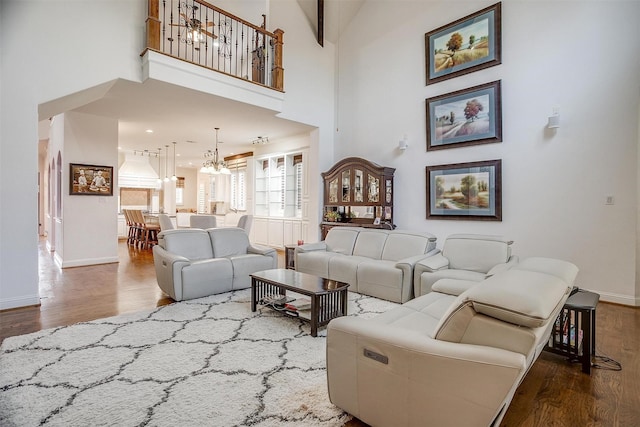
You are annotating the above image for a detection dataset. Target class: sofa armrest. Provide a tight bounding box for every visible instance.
[247,243,276,257]
[394,252,439,294]
[152,245,191,300]
[415,253,449,272]
[395,253,436,270]
[295,242,328,253]
[327,316,526,427]
[248,243,277,267]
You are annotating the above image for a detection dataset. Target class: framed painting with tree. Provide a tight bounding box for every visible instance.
[426,159,501,221]
[425,2,501,85]
[426,80,502,151]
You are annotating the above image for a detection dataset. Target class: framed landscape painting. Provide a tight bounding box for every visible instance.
[425,2,501,85]
[426,159,502,221]
[426,80,502,151]
[69,163,114,196]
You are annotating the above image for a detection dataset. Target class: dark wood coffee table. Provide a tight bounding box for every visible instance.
[250,269,349,337]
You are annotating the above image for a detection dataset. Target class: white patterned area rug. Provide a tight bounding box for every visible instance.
[0,290,397,426]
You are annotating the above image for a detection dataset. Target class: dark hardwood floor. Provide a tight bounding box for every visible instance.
[1,239,639,426]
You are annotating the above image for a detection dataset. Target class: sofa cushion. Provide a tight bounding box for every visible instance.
[228,254,276,289]
[431,278,482,296]
[208,228,249,258]
[324,227,361,255]
[513,256,579,285]
[159,229,213,261]
[373,291,456,337]
[443,234,512,273]
[357,259,404,302]
[381,231,436,261]
[352,231,388,259]
[297,251,342,278]
[328,255,371,287]
[467,270,570,328]
[433,269,571,343]
[181,258,233,299]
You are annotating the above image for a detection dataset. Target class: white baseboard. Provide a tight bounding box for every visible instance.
[589,289,639,307]
[60,256,119,268]
[0,295,40,311]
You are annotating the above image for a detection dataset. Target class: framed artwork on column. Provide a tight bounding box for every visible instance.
[69,163,114,196]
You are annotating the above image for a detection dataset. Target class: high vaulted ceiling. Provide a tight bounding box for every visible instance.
[38,1,365,169]
[297,0,366,44]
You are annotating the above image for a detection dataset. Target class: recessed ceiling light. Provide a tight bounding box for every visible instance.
[145,129,153,133]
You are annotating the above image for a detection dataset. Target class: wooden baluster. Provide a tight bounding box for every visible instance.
[146,0,161,51]
[272,29,284,91]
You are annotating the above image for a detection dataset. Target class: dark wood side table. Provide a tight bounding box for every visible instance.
[546,289,600,374]
[284,245,297,270]
[250,269,349,337]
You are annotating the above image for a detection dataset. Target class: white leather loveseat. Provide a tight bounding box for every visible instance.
[326,257,578,427]
[295,227,438,303]
[153,227,276,301]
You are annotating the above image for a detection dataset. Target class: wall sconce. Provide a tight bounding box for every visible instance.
[398,135,409,151]
[547,114,560,129]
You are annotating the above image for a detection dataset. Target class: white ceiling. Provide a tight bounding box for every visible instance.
[69,79,315,168]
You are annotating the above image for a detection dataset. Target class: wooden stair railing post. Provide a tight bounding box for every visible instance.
[273,29,284,91]
[146,0,161,51]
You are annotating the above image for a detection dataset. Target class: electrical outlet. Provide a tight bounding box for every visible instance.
[552,106,560,115]
[605,195,615,205]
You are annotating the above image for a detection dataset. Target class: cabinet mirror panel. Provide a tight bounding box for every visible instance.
[341,170,351,203]
[367,174,380,203]
[350,206,374,219]
[354,169,364,203]
[329,178,338,203]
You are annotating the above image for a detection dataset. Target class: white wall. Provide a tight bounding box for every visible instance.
[269,0,337,239]
[60,112,119,267]
[337,0,640,305]
[177,166,198,212]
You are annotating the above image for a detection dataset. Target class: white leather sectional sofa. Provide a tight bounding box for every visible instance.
[326,257,578,427]
[295,227,438,303]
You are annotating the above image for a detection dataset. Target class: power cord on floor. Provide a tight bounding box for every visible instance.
[591,352,622,371]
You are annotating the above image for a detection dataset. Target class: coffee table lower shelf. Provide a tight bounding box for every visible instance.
[250,269,349,337]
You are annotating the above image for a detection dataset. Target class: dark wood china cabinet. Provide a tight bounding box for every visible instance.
[321,157,395,239]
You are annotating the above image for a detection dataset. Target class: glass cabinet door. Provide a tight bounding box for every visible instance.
[329,178,338,203]
[354,169,364,203]
[385,179,392,203]
[341,170,351,203]
[367,174,379,203]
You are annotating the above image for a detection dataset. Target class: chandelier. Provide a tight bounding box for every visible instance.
[200,127,230,175]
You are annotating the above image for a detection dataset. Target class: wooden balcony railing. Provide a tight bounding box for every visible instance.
[144,0,284,91]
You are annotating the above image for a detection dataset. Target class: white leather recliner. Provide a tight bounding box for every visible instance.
[414,234,518,297]
[153,227,276,301]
